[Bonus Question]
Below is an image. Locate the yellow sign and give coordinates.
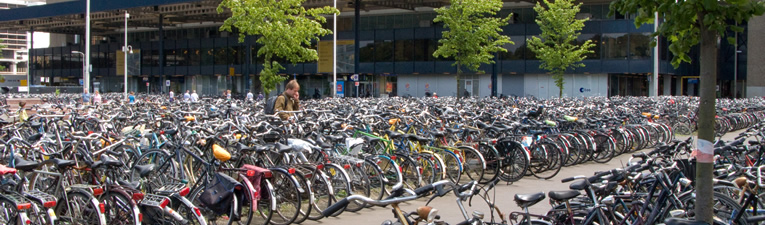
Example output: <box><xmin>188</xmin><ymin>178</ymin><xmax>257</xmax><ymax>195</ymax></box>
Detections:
<box><xmin>20</xmin><ymin>80</ymin><xmax>27</xmax><ymax>86</ymax></box>
<box><xmin>318</xmin><ymin>40</ymin><xmax>354</xmax><ymax>73</ymax></box>
<box><xmin>229</xmin><ymin>67</ymin><xmax>235</xmax><ymax>76</ymax></box>
<box><xmin>116</xmin><ymin>50</ymin><xmax>141</xmax><ymax>76</ymax></box>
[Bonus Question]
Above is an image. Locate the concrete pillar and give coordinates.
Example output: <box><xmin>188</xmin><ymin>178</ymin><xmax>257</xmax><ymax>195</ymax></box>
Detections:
<box><xmin>676</xmin><ymin>78</ymin><xmax>683</xmax><ymax>95</ymax></box>
<box><xmin>10</xmin><ymin>63</ymin><xmax>17</xmax><ymax>74</ymax></box>
<box><xmin>663</xmin><ymin>75</ymin><xmax>671</xmax><ymax>95</ymax></box>
<box><xmin>747</xmin><ymin>15</ymin><xmax>765</xmax><ymax>98</ymax></box>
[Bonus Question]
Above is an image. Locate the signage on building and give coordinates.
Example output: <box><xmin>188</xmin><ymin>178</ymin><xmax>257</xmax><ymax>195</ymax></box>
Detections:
<box><xmin>337</xmin><ymin>81</ymin><xmax>345</xmax><ymax>97</ymax></box>
<box><xmin>116</xmin><ymin>50</ymin><xmax>141</xmax><ymax>76</ymax></box>
<box><xmin>579</xmin><ymin>87</ymin><xmax>591</xmax><ymax>93</ymax></box>
<box><xmin>386</xmin><ymin>83</ymin><xmax>393</xmax><ymax>93</ymax></box>
<box><xmin>351</xmin><ymin>74</ymin><xmax>359</xmax><ymax>81</ymax></box>
<box><xmin>355</xmin><ymin>82</ymin><xmax>359</xmax><ymax>86</ymax></box>
<box><xmin>166</xmin><ymin>80</ymin><xmax>171</xmax><ymax>86</ymax></box>
<box><xmin>317</xmin><ymin>40</ymin><xmax>355</xmax><ymax>73</ymax></box>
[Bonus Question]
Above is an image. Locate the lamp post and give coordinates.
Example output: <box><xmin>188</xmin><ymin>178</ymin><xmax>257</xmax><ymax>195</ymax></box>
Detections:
<box><xmin>123</xmin><ymin>11</ymin><xmax>131</xmax><ymax>101</ymax></box>
<box><xmin>72</xmin><ymin>51</ymin><xmax>85</xmax><ymax>90</ymax></box>
<box><xmin>733</xmin><ymin>22</ymin><xmax>741</xmax><ymax>98</ymax></box>
<box><xmin>332</xmin><ymin>0</ymin><xmax>337</xmax><ymax>97</ymax></box>
<box><xmin>84</xmin><ymin>0</ymin><xmax>90</xmax><ymax>93</ymax></box>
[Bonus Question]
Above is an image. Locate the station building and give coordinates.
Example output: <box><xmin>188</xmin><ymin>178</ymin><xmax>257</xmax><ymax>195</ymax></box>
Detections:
<box><xmin>0</xmin><ymin>0</ymin><xmax>758</xmax><ymax>98</ymax></box>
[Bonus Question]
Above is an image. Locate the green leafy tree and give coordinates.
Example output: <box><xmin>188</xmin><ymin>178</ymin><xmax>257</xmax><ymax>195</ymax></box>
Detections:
<box><xmin>218</xmin><ymin>0</ymin><xmax>339</xmax><ymax>95</ymax></box>
<box><xmin>610</xmin><ymin>0</ymin><xmax>764</xmax><ymax>223</ymax></box>
<box><xmin>433</xmin><ymin>0</ymin><xmax>512</xmax><ymax>97</ymax></box>
<box><xmin>527</xmin><ymin>0</ymin><xmax>595</xmax><ymax>98</ymax></box>
<box><xmin>0</xmin><ymin>41</ymin><xmax>5</xmax><ymax>71</ymax></box>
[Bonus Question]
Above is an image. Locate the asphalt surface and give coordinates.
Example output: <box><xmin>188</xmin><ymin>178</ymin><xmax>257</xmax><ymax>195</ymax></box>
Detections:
<box><xmin>305</xmin><ymin>131</ymin><xmax>743</xmax><ymax>225</ymax></box>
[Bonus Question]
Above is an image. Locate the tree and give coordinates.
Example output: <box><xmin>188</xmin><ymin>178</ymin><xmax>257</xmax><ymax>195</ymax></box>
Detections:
<box><xmin>218</xmin><ymin>0</ymin><xmax>339</xmax><ymax>95</ymax></box>
<box><xmin>610</xmin><ymin>0</ymin><xmax>764</xmax><ymax>223</ymax></box>
<box><xmin>432</xmin><ymin>0</ymin><xmax>512</xmax><ymax>97</ymax></box>
<box><xmin>0</xmin><ymin>41</ymin><xmax>5</xmax><ymax>71</ymax></box>
<box><xmin>527</xmin><ymin>0</ymin><xmax>595</xmax><ymax>98</ymax></box>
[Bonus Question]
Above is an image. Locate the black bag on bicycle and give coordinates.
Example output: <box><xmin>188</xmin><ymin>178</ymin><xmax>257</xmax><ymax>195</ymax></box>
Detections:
<box><xmin>199</xmin><ymin>172</ymin><xmax>241</xmax><ymax>216</ymax></box>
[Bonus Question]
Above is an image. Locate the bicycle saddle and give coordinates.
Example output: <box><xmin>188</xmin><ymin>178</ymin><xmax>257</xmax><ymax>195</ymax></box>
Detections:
<box><xmin>14</xmin><ymin>158</ymin><xmax>41</xmax><ymax>172</ymax></box>
<box><xmin>133</xmin><ymin>164</ymin><xmax>157</xmax><ymax>178</ymax></box>
<box><xmin>94</xmin><ymin>156</ymin><xmax>125</xmax><ymax>168</ymax></box>
<box><xmin>514</xmin><ymin>192</ymin><xmax>545</xmax><ymax>208</ymax></box>
<box><xmin>360</xmin><ymin>135</ymin><xmax>380</xmax><ymax>144</ymax></box>
<box><xmin>385</xmin><ymin>130</ymin><xmax>403</xmax><ymax>139</ymax></box>
<box><xmin>48</xmin><ymin>158</ymin><xmax>75</xmax><ymax>170</ymax></box>
<box><xmin>663</xmin><ymin>218</ymin><xmax>709</xmax><ymax>225</ymax></box>
<box><xmin>26</xmin><ymin>133</ymin><xmax>43</xmax><ymax>142</ymax></box>
<box><xmin>0</xmin><ymin>165</ymin><xmax>17</xmax><ymax>175</ymax></box>
<box><xmin>117</xmin><ymin>180</ymin><xmax>140</xmax><ymax>190</ymax></box>
<box><xmin>548</xmin><ymin>190</ymin><xmax>580</xmax><ymax>201</ymax></box>
<box><xmin>326</xmin><ymin>135</ymin><xmax>344</xmax><ymax>143</ymax></box>
<box><xmin>569</xmin><ymin>179</ymin><xmax>587</xmax><ymax>190</ymax></box>
<box><xmin>445</xmin><ymin>128</ymin><xmax>461</xmax><ymax>134</ymax></box>
<box><xmin>237</xmin><ymin>143</ymin><xmax>254</xmax><ymax>152</ymax></box>
<box><xmin>313</xmin><ymin>138</ymin><xmax>332</xmax><ymax>149</ymax></box>
<box><xmin>163</xmin><ymin>129</ymin><xmax>178</xmax><ymax>135</ymax></box>
<box><xmin>431</xmin><ymin>131</ymin><xmax>446</xmax><ymax>137</ymax></box>
<box><xmin>275</xmin><ymin>143</ymin><xmax>293</xmax><ymax>153</ymax></box>
<box><xmin>255</xmin><ymin>144</ymin><xmax>273</xmax><ymax>152</ymax></box>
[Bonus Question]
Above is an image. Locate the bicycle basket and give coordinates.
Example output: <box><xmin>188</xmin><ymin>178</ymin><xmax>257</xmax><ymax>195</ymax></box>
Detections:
<box><xmin>199</xmin><ymin>172</ymin><xmax>240</xmax><ymax>215</ymax></box>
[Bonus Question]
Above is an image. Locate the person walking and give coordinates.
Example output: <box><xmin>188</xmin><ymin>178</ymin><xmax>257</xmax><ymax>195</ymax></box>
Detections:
<box><xmin>128</xmin><ymin>92</ymin><xmax>136</xmax><ymax>104</ymax></box>
<box><xmin>246</xmin><ymin>91</ymin><xmax>254</xmax><ymax>102</ymax></box>
<box><xmin>183</xmin><ymin>90</ymin><xmax>191</xmax><ymax>102</ymax></box>
<box><xmin>274</xmin><ymin>80</ymin><xmax>300</xmax><ymax>121</ymax></box>
<box><xmin>82</xmin><ymin>89</ymin><xmax>91</xmax><ymax>105</ymax></box>
<box><xmin>93</xmin><ymin>90</ymin><xmax>102</xmax><ymax>105</ymax></box>
<box><xmin>257</xmin><ymin>92</ymin><xmax>264</xmax><ymax>101</ymax></box>
<box><xmin>169</xmin><ymin>90</ymin><xmax>175</xmax><ymax>102</ymax></box>
<box><xmin>191</xmin><ymin>90</ymin><xmax>199</xmax><ymax>102</ymax></box>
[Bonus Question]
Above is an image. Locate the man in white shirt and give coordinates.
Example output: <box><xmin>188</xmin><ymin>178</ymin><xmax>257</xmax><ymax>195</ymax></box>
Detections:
<box><xmin>191</xmin><ymin>90</ymin><xmax>199</xmax><ymax>102</ymax></box>
<box><xmin>169</xmin><ymin>90</ymin><xmax>175</xmax><ymax>102</ymax></box>
<box><xmin>183</xmin><ymin>90</ymin><xmax>191</xmax><ymax>102</ymax></box>
<box><xmin>246</xmin><ymin>91</ymin><xmax>254</xmax><ymax>102</ymax></box>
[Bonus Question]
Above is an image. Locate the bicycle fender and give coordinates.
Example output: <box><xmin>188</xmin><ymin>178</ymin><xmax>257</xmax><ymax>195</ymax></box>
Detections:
<box><xmin>173</xmin><ymin>194</ymin><xmax>208</xmax><ymax>225</ymax></box>
<box><xmin>325</xmin><ymin>163</ymin><xmax>353</xmax><ymax>192</ymax></box>
<box><xmin>269</xmin><ymin>167</ymin><xmax>304</xmax><ymax>192</ymax></box>
<box><xmin>459</xmin><ymin>146</ymin><xmax>487</xmax><ymax>170</ymax></box>
<box><xmin>263</xmin><ymin>179</ymin><xmax>277</xmax><ymax>211</ymax></box>
<box><xmin>238</xmin><ymin>172</ymin><xmax>259</xmax><ymax>213</ymax></box>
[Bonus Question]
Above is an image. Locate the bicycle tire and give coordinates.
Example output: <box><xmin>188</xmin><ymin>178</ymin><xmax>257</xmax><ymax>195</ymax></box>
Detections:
<box><xmin>307</xmin><ymin>170</ymin><xmax>333</xmax><ymax>221</ymax></box>
<box><xmin>592</xmin><ymin>134</ymin><xmax>616</xmax><ymax>163</ymax></box>
<box><xmin>129</xmin><ymin>149</ymin><xmax>178</xmax><ymax>192</ymax></box>
<box><xmin>56</xmin><ymin>191</ymin><xmax>104</xmax><ymax>225</ymax></box>
<box><xmin>498</xmin><ymin>142</ymin><xmax>529</xmax><ymax>183</ymax></box>
<box><xmin>457</xmin><ymin>146</ymin><xmax>486</xmax><ymax>184</ymax></box>
<box><xmin>343</xmin><ymin>162</ymin><xmax>372</xmax><ymax>212</ymax></box>
<box><xmin>530</xmin><ymin>142</ymin><xmax>563</xmax><ymax>180</ymax></box>
<box><xmin>321</xmin><ymin>163</ymin><xmax>352</xmax><ymax>217</ymax></box>
<box><xmin>0</xmin><ymin>197</ymin><xmax>21</xmax><ymax>225</ymax></box>
<box><xmin>439</xmin><ymin>150</ymin><xmax>462</xmax><ymax>184</ymax></box>
<box><xmin>100</xmin><ymin>190</ymin><xmax>137</xmax><ymax>225</ymax></box>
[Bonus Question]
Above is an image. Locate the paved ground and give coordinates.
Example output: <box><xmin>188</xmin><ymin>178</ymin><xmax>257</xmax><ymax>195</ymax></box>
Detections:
<box><xmin>306</xmin><ymin>132</ymin><xmax>743</xmax><ymax>225</ymax></box>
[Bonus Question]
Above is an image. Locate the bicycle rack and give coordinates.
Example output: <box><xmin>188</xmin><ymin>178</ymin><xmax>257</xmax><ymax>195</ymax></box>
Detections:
<box><xmin>24</xmin><ymin>190</ymin><xmax>57</xmax><ymax>207</ymax></box>
<box><xmin>0</xmin><ymin>191</ymin><xmax>31</xmax><ymax>210</ymax></box>
<box><xmin>68</xmin><ymin>184</ymin><xmax>102</xmax><ymax>195</ymax></box>
<box><xmin>155</xmin><ymin>183</ymin><xmax>187</xmax><ymax>196</ymax></box>
<box><xmin>139</xmin><ymin>194</ymin><xmax>171</xmax><ymax>209</ymax></box>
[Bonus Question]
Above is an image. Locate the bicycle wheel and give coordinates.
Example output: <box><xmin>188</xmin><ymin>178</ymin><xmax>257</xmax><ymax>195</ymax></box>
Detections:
<box><xmin>130</xmin><ymin>149</ymin><xmax>178</xmax><ymax>192</ymax></box>
<box><xmin>592</xmin><ymin>135</ymin><xmax>616</xmax><ymax>163</ymax></box>
<box><xmin>361</xmin><ymin>159</ymin><xmax>385</xmax><ymax>201</ymax></box>
<box><xmin>289</xmin><ymin>169</ymin><xmax>311</xmax><ymax>224</ymax></box>
<box><xmin>373</xmin><ymin>155</ymin><xmax>402</xmax><ymax>198</ymax></box>
<box><xmin>477</xmin><ymin>143</ymin><xmax>501</xmax><ymax>184</ymax></box>
<box><xmin>344</xmin><ymin>163</ymin><xmax>372</xmax><ymax>212</ymax></box>
<box><xmin>415</xmin><ymin>153</ymin><xmax>439</xmax><ymax>186</ymax></box>
<box><xmin>530</xmin><ymin>142</ymin><xmax>563</xmax><ymax>180</ymax></box>
<box><xmin>498</xmin><ymin>143</ymin><xmax>529</xmax><ymax>183</ymax></box>
<box><xmin>175</xmin><ymin>199</ymin><xmax>206</xmax><ymax>225</ymax></box>
<box><xmin>321</xmin><ymin>164</ymin><xmax>351</xmax><ymax>217</ymax></box>
<box><xmin>267</xmin><ymin>169</ymin><xmax>302</xmax><ymax>225</ymax></box>
<box><xmin>0</xmin><ymin>197</ymin><xmax>21</xmax><ymax>224</ymax></box>
<box><xmin>439</xmin><ymin>150</ymin><xmax>462</xmax><ymax>184</ymax></box>
<box><xmin>668</xmin><ymin>192</ymin><xmax>747</xmax><ymax>225</ymax></box>
<box><xmin>457</xmin><ymin>146</ymin><xmax>485</xmax><ymax>184</ymax></box>
<box><xmin>56</xmin><ymin>191</ymin><xmax>103</xmax><ymax>225</ymax></box>
<box><xmin>395</xmin><ymin>154</ymin><xmax>422</xmax><ymax>190</ymax></box>
<box><xmin>100</xmin><ymin>191</ymin><xmax>137</xmax><ymax>225</ymax></box>
<box><xmin>307</xmin><ymin>170</ymin><xmax>333</xmax><ymax>221</ymax></box>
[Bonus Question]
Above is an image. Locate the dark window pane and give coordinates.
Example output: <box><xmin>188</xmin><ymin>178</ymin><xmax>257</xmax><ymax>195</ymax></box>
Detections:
<box><xmin>164</xmin><ymin>49</ymin><xmax>177</xmax><ymax>66</ymax></box>
<box><xmin>189</xmin><ymin>48</ymin><xmax>200</xmax><ymax>66</ymax></box>
<box><xmin>578</xmin><ymin>34</ymin><xmax>601</xmax><ymax>59</ymax></box>
<box><xmin>375</xmin><ymin>40</ymin><xmax>393</xmax><ymax>62</ymax></box>
<box><xmin>629</xmin><ymin>33</ymin><xmax>652</xmax><ymax>59</ymax></box>
<box><xmin>603</xmin><ymin>33</ymin><xmax>628</xmax><ymax>59</ymax></box>
<box><xmin>413</xmin><ymin>39</ymin><xmax>430</xmax><ymax>61</ymax></box>
<box><xmin>394</xmin><ymin>40</ymin><xmax>413</xmax><ymax>62</ymax></box>
<box><xmin>202</xmin><ymin>48</ymin><xmax>214</xmax><ymax>65</ymax></box>
<box><xmin>359</xmin><ymin>40</ymin><xmax>375</xmax><ymax>62</ymax></box>
<box><xmin>215</xmin><ymin>47</ymin><xmax>227</xmax><ymax>65</ymax></box>
<box><xmin>501</xmin><ymin>36</ymin><xmax>525</xmax><ymax>60</ymax></box>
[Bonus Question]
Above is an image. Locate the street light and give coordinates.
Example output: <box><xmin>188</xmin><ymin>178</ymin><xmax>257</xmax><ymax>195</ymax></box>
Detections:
<box><xmin>333</xmin><ymin>0</ymin><xmax>337</xmax><ymax>97</ymax></box>
<box><xmin>72</xmin><ymin>51</ymin><xmax>85</xmax><ymax>91</ymax></box>
<box><xmin>123</xmin><ymin>11</ymin><xmax>131</xmax><ymax>101</ymax></box>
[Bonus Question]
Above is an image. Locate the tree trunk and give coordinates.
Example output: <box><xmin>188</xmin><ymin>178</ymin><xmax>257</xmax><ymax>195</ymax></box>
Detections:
<box><xmin>694</xmin><ymin>13</ymin><xmax>717</xmax><ymax>224</ymax></box>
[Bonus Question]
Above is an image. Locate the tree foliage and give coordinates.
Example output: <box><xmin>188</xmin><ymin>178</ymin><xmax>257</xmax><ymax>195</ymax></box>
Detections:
<box><xmin>0</xmin><ymin>41</ymin><xmax>5</xmax><ymax>71</ymax></box>
<box><xmin>218</xmin><ymin>0</ymin><xmax>339</xmax><ymax>94</ymax></box>
<box><xmin>611</xmin><ymin>0</ymin><xmax>764</xmax><ymax>68</ymax></box>
<box><xmin>433</xmin><ymin>0</ymin><xmax>512</xmax><ymax>96</ymax></box>
<box><xmin>527</xmin><ymin>0</ymin><xmax>594</xmax><ymax>98</ymax></box>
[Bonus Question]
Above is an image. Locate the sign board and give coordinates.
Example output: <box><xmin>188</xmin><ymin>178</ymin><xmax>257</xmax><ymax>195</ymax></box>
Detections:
<box><xmin>165</xmin><ymin>80</ymin><xmax>171</xmax><ymax>86</ymax></box>
<box><xmin>317</xmin><ymin>40</ymin><xmax>355</xmax><ymax>73</ymax></box>
<box><xmin>79</xmin><ymin>79</ymin><xmax>84</xmax><ymax>85</ymax></box>
<box><xmin>116</xmin><ymin>50</ymin><xmax>141</xmax><ymax>76</ymax></box>
<box><xmin>146</xmin><ymin>82</ymin><xmax>150</xmax><ymax>87</ymax></box>
<box><xmin>386</xmin><ymin>83</ymin><xmax>393</xmax><ymax>93</ymax></box>
<box><xmin>688</xmin><ymin>78</ymin><xmax>699</xmax><ymax>84</ymax></box>
<box><xmin>229</xmin><ymin>67</ymin><xmax>235</xmax><ymax>76</ymax></box>
<box><xmin>143</xmin><ymin>77</ymin><xmax>149</xmax><ymax>81</ymax></box>
<box><xmin>336</xmin><ymin>81</ymin><xmax>345</xmax><ymax>97</ymax></box>
<box><xmin>351</xmin><ymin>74</ymin><xmax>359</xmax><ymax>81</ymax></box>
<box><xmin>355</xmin><ymin>81</ymin><xmax>359</xmax><ymax>86</ymax></box>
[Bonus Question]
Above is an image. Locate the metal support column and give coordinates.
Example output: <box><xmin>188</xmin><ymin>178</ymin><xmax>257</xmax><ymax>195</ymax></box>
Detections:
<box><xmin>158</xmin><ymin>14</ymin><xmax>165</xmax><ymax>94</ymax></box>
